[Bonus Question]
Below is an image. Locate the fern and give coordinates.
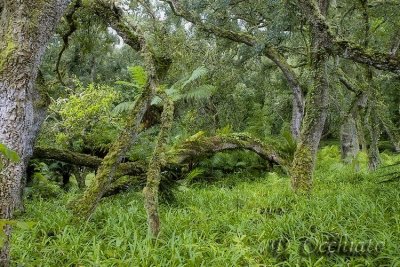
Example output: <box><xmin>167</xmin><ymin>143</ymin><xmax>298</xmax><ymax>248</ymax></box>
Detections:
<box><xmin>184</xmin><ymin>85</ymin><xmax>217</xmax><ymax>101</ymax></box>
<box><xmin>153</xmin><ymin>66</ymin><xmax>215</xmax><ymax>104</ymax></box>
<box><xmin>128</xmin><ymin>66</ymin><xmax>147</xmax><ymax>88</ymax></box>
<box><xmin>183</xmin><ymin>167</ymin><xmax>206</xmax><ymax>185</ymax></box>
<box><xmin>114</xmin><ymin>81</ymin><xmax>141</xmax><ymax>89</ymax></box>
<box><xmin>112</xmin><ymin>101</ymin><xmax>135</xmax><ymax>114</ymax></box>
<box><xmin>181</xmin><ymin>66</ymin><xmax>208</xmax><ymax>88</ymax></box>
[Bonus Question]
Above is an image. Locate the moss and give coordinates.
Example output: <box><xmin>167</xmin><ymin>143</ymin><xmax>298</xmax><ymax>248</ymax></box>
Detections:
<box><xmin>290</xmin><ymin>144</ymin><xmax>314</xmax><ymax>193</ymax></box>
<box><xmin>0</xmin><ymin>32</ymin><xmax>16</xmax><ymax>73</ymax></box>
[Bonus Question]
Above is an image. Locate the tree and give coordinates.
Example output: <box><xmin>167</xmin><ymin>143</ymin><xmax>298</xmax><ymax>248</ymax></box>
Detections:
<box><xmin>0</xmin><ymin>1</ymin><xmax>70</xmax><ymax>264</ymax></box>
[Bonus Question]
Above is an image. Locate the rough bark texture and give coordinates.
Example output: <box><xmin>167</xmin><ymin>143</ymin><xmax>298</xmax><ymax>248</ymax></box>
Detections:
<box><xmin>291</xmin><ymin>0</ymin><xmax>330</xmax><ymax>192</ymax></box>
<box><xmin>263</xmin><ymin>48</ymin><xmax>305</xmax><ymax>140</ymax></box>
<box><xmin>32</xmin><ymin>132</ymin><xmax>285</xmax><ymax>178</ymax></box>
<box><xmin>0</xmin><ymin>1</ymin><xmax>70</xmax><ymax>265</ymax></box>
<box><xmin>360</xmin><ymin>1</ymin><xmax>381</xmax><ymax>171</ymax></box>
<box><xmin>366</xmin><ymin>102</ymin><xmax>381</xmax><ymax>171</ymax></box>
<box><xmin>340</xmin><ymin>116</ymin><xmax>359</xmax><ymax>164</ymax></box>
<box><xmin>70</xmin><ymin>1</ymin><xmax>167</xmax><ymax>220</ymax></box>
<box><xmin>143</xmin><ymin>94</ymin><xmax>174</xmax><ymax>237</ymax></box>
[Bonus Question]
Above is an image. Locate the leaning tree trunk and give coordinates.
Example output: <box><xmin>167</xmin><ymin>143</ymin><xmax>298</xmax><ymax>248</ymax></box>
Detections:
<box><xmin>71</xmin><ymin>66</ymin><xmax>156</xmax><ymax>219</ymax></box>
<box><xmin>290</xmin><ymin>0</ymin><xmax>330</xmax><ymax>192</ymax></box>
<box><xmin>143</xmin><ymin>94</ymin><xmax>174</xmax><ymax>237</ymax></box>
<box><xmin>0</xmin><ymin>1</ymin><xmax>70</xmax><ymax>265</ymax></box>
<box><xmin>263</xmin><ymin>48</ymin><xmax>305</xmax><ymax>140</ymax></box>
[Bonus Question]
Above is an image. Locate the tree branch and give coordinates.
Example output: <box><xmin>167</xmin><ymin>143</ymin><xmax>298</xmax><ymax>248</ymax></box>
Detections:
<box><xmin>296</xmin><ymin>0</ymin><xmax>400</xmax><ymax>74</ymax></box>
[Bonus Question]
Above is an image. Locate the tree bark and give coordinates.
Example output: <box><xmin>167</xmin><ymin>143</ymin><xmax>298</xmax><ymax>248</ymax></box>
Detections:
<box><xmin>70</xmin><ymin>1</ymin><xmax>167</xmax><ymax>220</ymax></box>
<box><xmin>296</xmin><ymin>0</ymin><xmax>400</xmax><ymax>74</ymax></box>
<box><xmin>143</xmin><ymin>94</ymin><xmax>174</xmax><ymax>237</ymax></box>
<box><xmin>340</xmin><ymin>115</ymin><xmax>359</xmax><ymax>164</ymax></box>
<box><xmin>290</xmin><ymin>0</ymin><xmax>330</xmax><ymax>192</ymax></box>
<box><xmin>0</xmin><ymin>1</ymin><xmax>70</xmax><ymax>265</ymax></box>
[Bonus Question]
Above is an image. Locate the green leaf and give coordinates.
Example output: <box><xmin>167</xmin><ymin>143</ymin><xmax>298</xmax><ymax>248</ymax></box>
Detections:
<box><xmin>0</xmin><ymin>143</ymin><xmax>20</xmax><ymax>162</ymax></box>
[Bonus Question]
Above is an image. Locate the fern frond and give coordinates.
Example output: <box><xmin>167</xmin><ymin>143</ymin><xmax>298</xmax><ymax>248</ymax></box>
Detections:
<box><xmin>184</xmin><ymin>85</ymin><xmax>216</xmax><ymax>101</ymax></box>
<box><xmin>128</xmin><ymin>66</ymin><xmax>148</xmax><ymax>88</ymax></box>
<box><xmin>112</xmin><ymin>101</ymin><xmax>135</xmax><ymax>114</ymax></box>
<box><xmin>181</xmin><ymin>66</ymin><xmax>208</xmax><ymax>89</ymax></box>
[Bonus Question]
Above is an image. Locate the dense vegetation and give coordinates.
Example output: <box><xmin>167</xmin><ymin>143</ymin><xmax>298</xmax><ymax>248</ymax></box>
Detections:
<box><xmin>0</xmin><ymin>0</ymin><xmax>399</xmax><ymax>266</ymax></box>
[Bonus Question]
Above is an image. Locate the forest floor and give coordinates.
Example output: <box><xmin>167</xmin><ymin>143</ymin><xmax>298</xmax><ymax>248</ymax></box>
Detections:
<box><xmin>11</xmin><ymin>146</ymin><xmax>400</xmax><ymax>266</ymax></box>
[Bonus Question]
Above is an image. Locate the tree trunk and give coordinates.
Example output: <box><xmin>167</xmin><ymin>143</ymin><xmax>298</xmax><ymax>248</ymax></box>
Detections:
<box><xmin>340</xmin><ymin>115</ymin><xmax>359</xmax><ymax>164</ymax></box>
<box><xmin>0</xmin><ymin>1</ymin><xmax>70</xmax><ymax>265</ymax></box>
<box><xmin>263</xmin><ymin>48</ymin><xmax>305</xmax><ymax>140</ymax></box>
<box><xmin>290</xmin><ymin>0</ymin><xmax>330</xmax><ymax>192</ymax></box>
<box><xmin>143</xmin><ymin>94</ymin><xmax>174</xmax><ymax>237</ymax></box>
<box><xmin>366</xmin><ymin>103</ymin><xmax>381</xmax><ymax>171</ymax></box>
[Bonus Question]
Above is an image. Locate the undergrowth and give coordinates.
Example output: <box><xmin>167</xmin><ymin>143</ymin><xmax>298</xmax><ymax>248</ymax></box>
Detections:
<box><xmin>10</xmin><ymin>146</ymin><xmax>400</xmax><ymax>266</ymax></box>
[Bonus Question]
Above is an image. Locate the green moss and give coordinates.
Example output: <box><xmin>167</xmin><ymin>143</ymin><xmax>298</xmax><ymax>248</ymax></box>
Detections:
<box><xmin>0</xmin><ymin>32</ymin><xmax>16</xmax><ymax>73</ymax></box>
<box><xmin>290</xmin><ymin>143</ymin><xmax>314</xmax><ymax>193</ymax></box>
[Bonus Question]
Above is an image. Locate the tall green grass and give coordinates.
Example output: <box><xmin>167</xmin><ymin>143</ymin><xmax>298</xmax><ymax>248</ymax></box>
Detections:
<box><xmin>11</xmin><ymin>146</ymin><xmax>400</xmax><ymax>266</ymax></box>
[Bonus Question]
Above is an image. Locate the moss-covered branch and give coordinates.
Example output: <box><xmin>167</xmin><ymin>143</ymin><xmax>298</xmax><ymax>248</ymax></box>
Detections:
<box><xmin>296</xmin><ymin>0</ymin><xmax>400</xmax><ymax>74</ymax></box>
<box><xmin>170</xmin><ymin>132</ymin><xmax>285</xmax><ymax>167</ymax></box>
<box><xmin>32</xmin><ymin>147</ymin><xmax>145</xmax><ymax>177</ymax></box>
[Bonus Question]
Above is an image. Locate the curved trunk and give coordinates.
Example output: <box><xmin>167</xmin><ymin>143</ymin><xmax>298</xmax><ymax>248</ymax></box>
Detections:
<box><xmin>263</xmin><ymin>48</ymin><xmax>305</xmax><ymax>140</ymax></box>
<box><xmin>0</xmin><ymin>1</ymin><xmax>70</xmax><ymax>265</ymax></box>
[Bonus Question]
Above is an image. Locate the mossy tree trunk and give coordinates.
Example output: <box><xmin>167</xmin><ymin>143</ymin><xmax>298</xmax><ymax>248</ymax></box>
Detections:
<box><xmin>290</xmin><ymin>0</ymin><xmax>330</xmax><ymax>193</ymax></box>
<box><xmin>360</xmin><ymin>0</ymin><xmax>381</xmax><ymax>171</ymax></box>
<box><xmin>263</xmin><ymin>48</ymin><xmax>305</xmax><ymax>140</ymax></box>
<box><xmin>143</xmin><ymin>94</ymin><xmax>174</xmax><ymax>237</ymax></box>
<box><xmin>0</xmin><ymin>1</ymin><xmax>70</xmax><ymax>265</ymax></box>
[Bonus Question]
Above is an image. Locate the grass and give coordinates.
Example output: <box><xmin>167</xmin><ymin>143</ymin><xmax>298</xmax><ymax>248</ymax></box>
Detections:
<box><xmin>10</xmin><ymin>146</ymin><xmax>400</xmax><ymax>266</ymax></box>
